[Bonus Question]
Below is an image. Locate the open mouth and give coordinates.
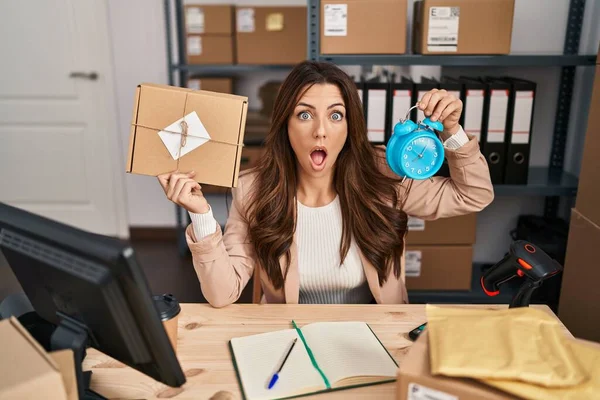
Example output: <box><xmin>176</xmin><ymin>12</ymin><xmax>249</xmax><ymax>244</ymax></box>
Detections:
<box><xmin>309</xmin><ymin>146</ymin><xmax>328</xmax><ymax>170</ymax></box>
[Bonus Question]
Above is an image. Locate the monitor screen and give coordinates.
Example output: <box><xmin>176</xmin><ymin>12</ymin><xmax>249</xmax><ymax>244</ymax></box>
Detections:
<box><xmin>0</xmin><ymin>202</ymin><xmax>186</xmax><ymax>393</ymax></box>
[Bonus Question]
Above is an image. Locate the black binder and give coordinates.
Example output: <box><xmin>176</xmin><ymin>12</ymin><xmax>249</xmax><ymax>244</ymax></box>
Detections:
<box><xmin>457</xmin><ymin>76</ymin><xmax>486</xmax><ymax>152</ymax></box>
<box><xmin>432</xmin><ymin>76</ymin><xmax>467</xmax><ymax>178</ymax></box>
<box><xmin>440</xmin><ymin>76</ymin><xmax>466</xmax><ymax>127</ymax></box>
<box><xmin>462</xmin><ymin>76</ymin><xmax>509</xmax><ymax>184</ymax></box>
<box><xmin>388</xmin><ymin>75</ymin><xmax>414</xmax><ymax>136</ymax></box>
<box><xmin>500</xmin><ymin>77</ymin><xmax>537</xmax><ymax>185</ymax></box>
<box><xmin>363</xmin><ymin>76</ymin><xmax>391</xmax><ymax>145</ymax></box>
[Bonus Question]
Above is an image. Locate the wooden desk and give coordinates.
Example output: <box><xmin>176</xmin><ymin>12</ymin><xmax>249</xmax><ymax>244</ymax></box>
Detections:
<box><xmin>83</xmin><ymin>304</ymin><xmax>564</xmax><ymax>399</ymax></box>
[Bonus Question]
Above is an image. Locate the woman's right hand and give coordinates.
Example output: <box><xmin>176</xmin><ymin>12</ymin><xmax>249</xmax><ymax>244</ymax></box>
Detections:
<box><xmin>157</xmin><ymin>171</ymin><xmax>210</xmax><ymax>214</ymax></box>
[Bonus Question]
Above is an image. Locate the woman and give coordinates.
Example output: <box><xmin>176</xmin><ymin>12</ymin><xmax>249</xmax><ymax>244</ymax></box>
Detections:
<box><xmin>158</xmin><ymin>61</ymin><xmax>493</xmax><ymax>307</ymax></box>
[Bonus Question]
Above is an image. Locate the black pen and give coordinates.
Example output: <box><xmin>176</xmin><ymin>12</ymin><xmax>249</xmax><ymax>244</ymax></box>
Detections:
<box><xmin>268</xmin><ymin>338</ymin><xmax>298</xmax><ymax>389</ymax></box>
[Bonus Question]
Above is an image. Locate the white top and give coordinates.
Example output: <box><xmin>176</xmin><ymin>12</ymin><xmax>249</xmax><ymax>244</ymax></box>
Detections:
<box><xmin>188</xmin><ymin>127</ymin><xmax>470</xmax><ymax>303</ymax></box>
<box><xmin>296</xmin><ymin>195</ymin><xmax>373</xmax><ymax>304</ymax></box>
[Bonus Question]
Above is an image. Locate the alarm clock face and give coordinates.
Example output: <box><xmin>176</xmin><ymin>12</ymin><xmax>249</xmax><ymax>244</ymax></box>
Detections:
<box><xmin>400</xmin><ymin>134</ymin><xmax>444</xmax><ymax>179</ymax></box>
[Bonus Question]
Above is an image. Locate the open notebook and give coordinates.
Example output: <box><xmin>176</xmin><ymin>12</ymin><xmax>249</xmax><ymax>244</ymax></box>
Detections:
<box><xmin>229</xmin><ymin>321</ymin><xmax>398</xmax><ymax>400</ymax></box>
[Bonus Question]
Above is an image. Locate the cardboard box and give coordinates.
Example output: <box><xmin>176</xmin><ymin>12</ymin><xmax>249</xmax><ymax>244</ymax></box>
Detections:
<box><xmin>201</xmin><ymin>145</ymin><xmax>265</xmax><ymax>194</ymax></box>
<box><xmin>185</xmin><ymin>35</ymin><xmax>234</xmax><ymax>64</ymax></box>
<box><xmin>575</xmin><ymin>64</ymin><xmax>600</xmax><ymax>227</ymax></box>
<box><xmin>187</xmin><ymin>77</ymin><xmax>233</xmax><ymax>94</ymax></box>
<box><xmin>184</xmin><ymin>5</ymin><xmax>235</xmax><ymax>64</ymax></box>
<box><xmin>413</xmin><ymin>0</ymin><xmax>514</xmax><ymax>55</ymax></box>
<box><xmin>405</xmin><ymin>245</ymin><xmax>473</xmax><ymax>290</ymax></box>
<box><xmin>406</xmin><ymin>213</ymin><xmax>477</xmax><ymax>245</ymax></box>
<box><xmin>558</xmin><ymin>208</ymin><xmax>600</xmax><ymax>342</ymax></box>
<box><xmin>0</xmin><ymin>317</ymin><xmax>76</xmax><ymax>400</ymax></box>
<box><xmin>184</xmin><ymin>5</ymin><xmax>234</xmax><ymax>35</ymax></box>
<box><xmin>235</xmin><ymin>6</ymin><xmax>306</xmax><ymax>64</ymax></box>
<box><xmin>320</xmin><ymin>0</ymin><xmax>407</xmax><ymax>55</ymax></box>
<box><xmin>397</xmin><ymin>331</ymin><xmax>518</xmax><ymax>400</ymax></box>
<box><xmin>126</xmin><ymin>83</ymin><xmax>248</xmax><ymax>188</ymax></box>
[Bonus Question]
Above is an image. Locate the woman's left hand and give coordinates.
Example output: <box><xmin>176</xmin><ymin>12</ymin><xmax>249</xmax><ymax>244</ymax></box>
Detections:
<box><xmin>418</xmin><ymin>89</ymin><xmax>463</xmax><ymax>136</ymax></box>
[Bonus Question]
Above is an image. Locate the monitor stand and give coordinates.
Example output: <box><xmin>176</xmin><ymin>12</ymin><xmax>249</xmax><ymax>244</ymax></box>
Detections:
<box><xmin>50</xmin><ymin>313</ymin><xmax>107</xmax><ymax>400</ymax></box>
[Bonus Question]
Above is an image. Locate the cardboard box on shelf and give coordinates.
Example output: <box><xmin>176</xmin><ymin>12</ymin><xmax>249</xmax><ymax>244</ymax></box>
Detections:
<box><xmin>184</xmin><ymin>5</ymin><xmax>234</xmax><ymax>35</ymax></box>
<box><xmin>406</xmin><ymin>213</ymin><xmax>477</xmax><ymax>245</ymax></box>
<box><xmin>558</xmin><ymin>208</ymin><xmax>600</xmax><ymax>342</ymax></box>
<box><xmin>184</xmin><ymin>5</ymin><xmax>235</xmax><ymax>64</ymax></box>
<box><xmin>201</xmin><ymin>145</ymin><xmax>265</xmax><ymax>194</ymax></box>
<box><xmin>320</xmin><ymin>0</ymin><xmax>407</xmax><ymax>55</ymax></box>
<box><xmin>185</xmin><ymin>35</ymin><xmax>234</xmax><ymax>64</ymax></box>
<box><xmin>413</xmin><ymin>0</ymin><xmax>515</xmax><ymax>55</ymax></box>
<box><xmin>405</xmin><ymin>245</ymin><xmax>473</xmax><ymax>290</ymax></box>
<box><xmin>126</xmin><ymin>83</ymin><xmax>248</xmax><ymax>189</ymax></box>
<box><xmin>0</xmin><ymin>317</ymin><xmax>77</xmax><ymax>400</ymax></box>
<box><xmin>574</xmin><ymin>64</ymin><xmax>600</xmax><ymax>227</ymax></box>
<box><xmin>397</xmin><ymin>331</ymin><xmax>519</xmax><ymax>400</ymax></box>
<box><xmin>235</xmin><ymin>6</ymin><xmax>306</xmax><ymax>65</ymax></box>
<box><xmin>187</xmin><ymin>77</ymin><xmax>233</xmax><ymax>94</ymax></box>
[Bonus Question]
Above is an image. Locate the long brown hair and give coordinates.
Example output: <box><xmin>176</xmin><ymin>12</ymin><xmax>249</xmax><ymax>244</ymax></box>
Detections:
<box><xmin>246</xmin><ymin>61</ymin><xmax>408</xmax><ymax>290</ymax></box>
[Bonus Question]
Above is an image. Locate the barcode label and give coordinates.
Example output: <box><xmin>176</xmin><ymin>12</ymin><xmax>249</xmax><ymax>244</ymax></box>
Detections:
<box><xmin>185</xmin><ymin>7</ymin><xmax>204</xmax><ymax>33</ymax></box>
<box><xmin>408</xmin><ymin>383</ymin><xmax>458</xmax><ymax>400</ymax></box>
<box><xmin>187</xmin><ymin>36</ymin><xmax>202</xmax><ymax>56</ymax></box>
<box><xmin>408</xmin><ymin>216</ymin><xmax>425</xmax><ymax>231</ymax></box>
<box><xmin>237</xmin><ymin>8</ymin><xmax>255</xmax><ymax>33</ymax></box>
<box><xmin>405</xmin><ymin>251</ymin><xmax>422</xmax><ymax>278</ymax></box>
<box><xmin>427</xmin><ymin>7</ymin><xmax>459</xmax><ymax>52</ymax></box>
<box><xmin>324</xmin><ymin>4</ymin><xmax>347</xmax><ymax>36</ymax></box>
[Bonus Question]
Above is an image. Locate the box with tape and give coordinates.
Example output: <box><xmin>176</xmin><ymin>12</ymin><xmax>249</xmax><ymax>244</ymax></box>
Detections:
<box><xmin>125</xmin><ymin>83</ymin><xmax>248</xmax><ymax>188</ymax></box>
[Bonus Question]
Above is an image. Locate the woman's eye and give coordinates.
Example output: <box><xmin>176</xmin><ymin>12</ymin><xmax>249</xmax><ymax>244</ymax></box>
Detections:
<box><xmin>331</xmin><ymin>112</ymin><xmax>343</xmax><ymax>121</ymax></box>
<box><xmin>298</xmin><ymin>111</ymin><xmax>312</xmax><ymax>120</ymax></box>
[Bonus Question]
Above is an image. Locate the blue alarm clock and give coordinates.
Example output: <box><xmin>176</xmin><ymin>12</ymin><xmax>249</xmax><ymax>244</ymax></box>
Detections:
<box><xmin>386</xmin><ymin>104</ymin><xmax>445</xmax><ymax>180</ymax></box>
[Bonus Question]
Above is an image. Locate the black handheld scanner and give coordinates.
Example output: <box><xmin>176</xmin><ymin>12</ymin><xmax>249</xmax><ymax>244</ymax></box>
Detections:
<box><xmin>481</xmin><ymin>240</ymin><xmax>563</xmax><ymax>307</ymax></box>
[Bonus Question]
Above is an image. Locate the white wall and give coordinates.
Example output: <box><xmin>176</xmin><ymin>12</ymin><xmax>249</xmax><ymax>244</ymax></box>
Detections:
<box><xmin>108</xmin><ymin>0</ymin><xmax>600</xmax><ymax>266</ymax></box>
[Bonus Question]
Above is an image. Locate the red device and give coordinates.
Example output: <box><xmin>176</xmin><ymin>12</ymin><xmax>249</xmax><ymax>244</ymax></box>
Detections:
<box><xmin>481</xmin><ymin>240</ymin><xmax>563</xmax><ymax>308</ymax></box>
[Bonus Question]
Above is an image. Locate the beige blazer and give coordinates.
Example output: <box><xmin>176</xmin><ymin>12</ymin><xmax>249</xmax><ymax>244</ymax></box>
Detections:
<box><xmin>186</xmin><ymin>136</ymin><xmax>494</xmax><ymax>307</ymax></box>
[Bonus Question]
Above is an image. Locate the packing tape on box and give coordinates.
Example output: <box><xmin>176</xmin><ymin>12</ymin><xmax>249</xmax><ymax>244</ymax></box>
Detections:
<box><xmin>132</xmin><ymin>120</ymin><xmax>245</xmax><ymax>170</ymax></box>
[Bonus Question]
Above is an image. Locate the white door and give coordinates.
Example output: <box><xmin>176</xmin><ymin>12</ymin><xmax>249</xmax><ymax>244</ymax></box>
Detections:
<box><xmin>0</xmin><ymin>0</ymin><xmax>129</xmax><ymax>237</ymax></box>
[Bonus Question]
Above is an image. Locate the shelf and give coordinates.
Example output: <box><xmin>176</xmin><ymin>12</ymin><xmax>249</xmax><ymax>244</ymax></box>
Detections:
<box><xmin>172</xmin><ymin>64</ymin><xmax>294</xmax><ymax>76</ymax></box>
<box><xmin>315</xmin><ymin>54</ymin><xmax>597</xmax><ymax>67</ymax></box>
<box><xmin>493</xmin><ymin>167</ymin><xmax>578</xmax><ymax>197</ymax></box>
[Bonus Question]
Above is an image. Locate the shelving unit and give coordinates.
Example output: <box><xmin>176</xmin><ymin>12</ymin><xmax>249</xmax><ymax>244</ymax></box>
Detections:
<box><xmin>164</xmin><ymin>0</ymin><xmax>597</xmax><ymax>307</ymax></box>
<box><xmin>306</xmin><ymin>0</ymin><xmax>594</xmax><ymax>307</ymax></box>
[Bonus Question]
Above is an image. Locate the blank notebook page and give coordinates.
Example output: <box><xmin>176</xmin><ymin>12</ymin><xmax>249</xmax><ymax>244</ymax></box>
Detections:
<box><xmin>301</xmin><ymin>321</ymin><xmax>398</xmax><ymax>385</ymax></box>
<box><xmin>230</xmin><ymin>328</ymin><xmax>326</xmax><ymax>400</ymax></box>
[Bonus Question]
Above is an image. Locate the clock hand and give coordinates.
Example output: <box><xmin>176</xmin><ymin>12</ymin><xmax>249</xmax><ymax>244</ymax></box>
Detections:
<box><xmin>412</xmin><ymin>143</ymin><xmax>430</xmax><ymax>162</ymax></box>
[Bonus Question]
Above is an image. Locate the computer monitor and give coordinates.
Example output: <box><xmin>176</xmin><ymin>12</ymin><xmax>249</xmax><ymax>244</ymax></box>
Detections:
<box><xmin>0</xmin><ymin>202</ymin><xmax>186</xmax><ymax>399</ymax></box>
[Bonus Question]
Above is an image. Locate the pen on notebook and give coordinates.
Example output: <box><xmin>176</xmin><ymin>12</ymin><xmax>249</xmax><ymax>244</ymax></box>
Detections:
<box><xmin>268</xmin><ymin>338</ymin><xmax>298</xmax><ymax>390</ymax></box>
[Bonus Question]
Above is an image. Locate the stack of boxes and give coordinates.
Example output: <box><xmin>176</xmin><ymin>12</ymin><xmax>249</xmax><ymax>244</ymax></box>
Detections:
<box><xmin>404</xmin><ymin>214</ymin><xmax>477</xmax><ymax>291</ymax></box>
<box><xmin>184</xmin><ymin>5</ymin><xmax>235</xmax><ymax>64</ymax></box>
<box><xmin>558</xmin><ymin>46</ymin><xmax>600</xmax><ymax>343</ymax></box>
<box><xmin>319</xmin><ymin>0</ymin><xmax>515</xmax><ymax>56</ymax></box>
<box><xmin>183</xmin><ymin>4</ymin><xmax>306</xmax><ymax>65</ymax></box>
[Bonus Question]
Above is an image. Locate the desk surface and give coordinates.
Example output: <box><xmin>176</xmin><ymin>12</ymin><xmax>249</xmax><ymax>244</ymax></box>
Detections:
<box><xmin>83</xmin><ymin>304</ymin><xmax>564</xmax><ymax>400</ymax></box>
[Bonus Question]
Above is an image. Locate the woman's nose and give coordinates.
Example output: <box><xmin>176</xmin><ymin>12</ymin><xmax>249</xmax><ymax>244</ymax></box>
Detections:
<box><xmin>313</xmin><ymin>118</ymin><xmax>326</xmax><ymax>139</ymax></box>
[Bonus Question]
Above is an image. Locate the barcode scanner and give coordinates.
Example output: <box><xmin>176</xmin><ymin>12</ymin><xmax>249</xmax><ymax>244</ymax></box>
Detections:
<box><xmin>481</xmin><ymin>240</ymin><xmax>563</xmax><ymax>308</ymax></box>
